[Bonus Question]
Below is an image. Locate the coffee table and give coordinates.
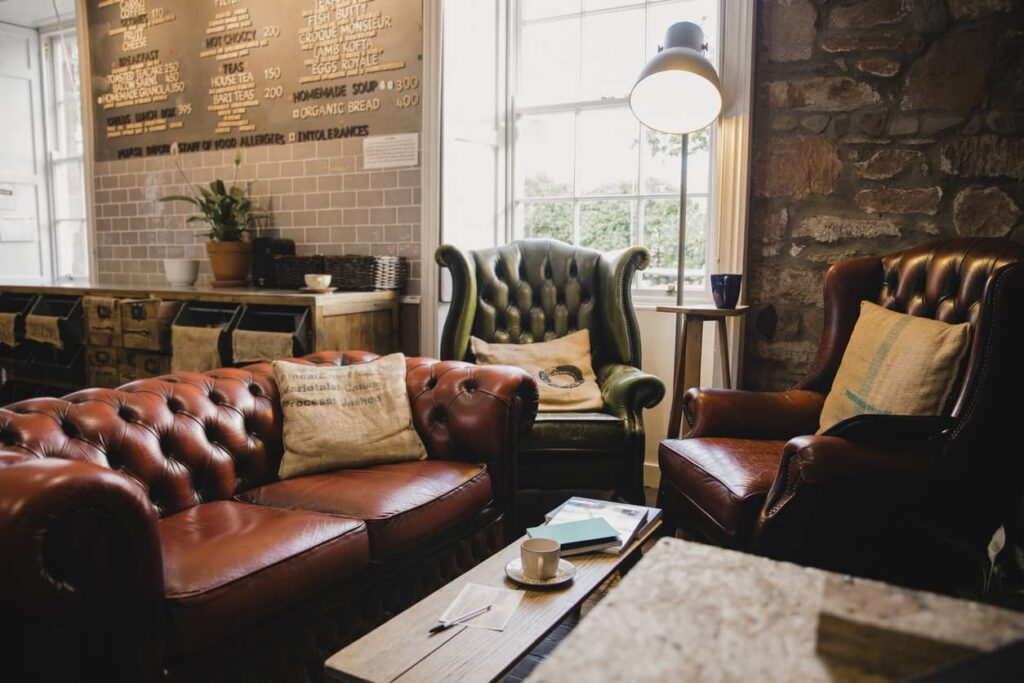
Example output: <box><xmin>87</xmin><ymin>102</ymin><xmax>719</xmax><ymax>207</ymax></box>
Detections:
<box><xmin>325</xmin><ymin>520</ymin><xmax>661</xmax><ymax>682</ymax></box>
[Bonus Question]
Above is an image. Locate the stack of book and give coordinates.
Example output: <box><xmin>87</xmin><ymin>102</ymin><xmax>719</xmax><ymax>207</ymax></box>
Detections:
<box><xmin>527</xmin><ymin>497</ymin><xmax>662</xmax><ymax>557</ymax></box>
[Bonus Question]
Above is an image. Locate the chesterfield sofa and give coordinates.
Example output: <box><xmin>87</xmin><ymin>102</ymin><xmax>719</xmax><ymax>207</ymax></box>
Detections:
<box><xmin>0</xmin><ymin>351</ymin><xmax>538</xmax><ymax>683</ymax></box>
<box><xmin>437</xmin><ymin>238</ymin><xmax>665</xmax><ymax>525</ymax></box>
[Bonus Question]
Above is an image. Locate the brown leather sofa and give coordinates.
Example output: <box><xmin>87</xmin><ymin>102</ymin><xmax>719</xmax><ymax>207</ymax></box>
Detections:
<box><xmin>0</xmin><ymin>351</ymin><xmax>538</xmax><ymax>683</ymax></box>
<box><xmin>658</xmin><ymin>238</ymin><xmax>1024</xmax><ymax>590</ymax></box>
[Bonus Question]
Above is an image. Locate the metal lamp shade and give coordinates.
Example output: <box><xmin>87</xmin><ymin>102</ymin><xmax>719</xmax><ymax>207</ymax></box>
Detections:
<box><xmin>629</xmin><ymin>22</ymin><xmax>723</xmax><ymax>134</ymax></box>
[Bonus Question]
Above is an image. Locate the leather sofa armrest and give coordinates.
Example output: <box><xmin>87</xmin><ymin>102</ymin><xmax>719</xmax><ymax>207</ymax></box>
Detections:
<box><xmin>753</xmin><ymin>430</ymin><xmax>938</xmax><ymax>560</ymax></box>
<box><xmin>0</xmin><ymin>456</ymin><xmax>165</xmax><ymax>680</ymax></box>
<box><xmin>406</xmin><ymin>358</ymin><xmax>539</xmax><ymax>526</ymax></box>
<box><xmin>683</xmin><ymin>388</ymin><xmax>825</xmax><ymax>439</ymax></box>
<box><xmin>598</xmin><ymin>364</ymin><xmax>666</xmax><ymax>420</ymax></box>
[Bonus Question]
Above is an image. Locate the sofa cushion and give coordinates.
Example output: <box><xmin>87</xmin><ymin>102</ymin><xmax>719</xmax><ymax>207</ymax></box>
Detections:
<box><xmin>238</xmin><ymin>460</ymin><xmax>493</xmax><ymax>559</ymax></box>
<box><xmin>159</xmin><ymin>500</ymin><xmax>369</xmax><ymax>655</ymax></box>
<box><xmin>659</xmin><ymin>438</ymin><xmax>785</xmax><ymax>544</ymax></box>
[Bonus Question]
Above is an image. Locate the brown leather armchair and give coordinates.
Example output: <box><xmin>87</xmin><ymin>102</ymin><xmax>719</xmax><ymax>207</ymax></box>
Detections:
<box><xmin>658</xmin><ymin>238</ymin><xmax>1024</xmax><ymax>589</ymax></box>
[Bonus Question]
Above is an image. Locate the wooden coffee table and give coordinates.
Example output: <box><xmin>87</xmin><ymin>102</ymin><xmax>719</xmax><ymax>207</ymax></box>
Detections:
<box><xmin>325</xmin><ymin>520</ymin><xmax>661</xmax><ymax>683</ymax></box>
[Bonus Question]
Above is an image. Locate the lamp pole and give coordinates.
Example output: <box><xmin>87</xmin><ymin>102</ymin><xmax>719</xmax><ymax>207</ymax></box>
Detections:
<box><xmin>629</xmin><ymin>20</ymin><xmax>722</xmax><ymax>438</ymax></box>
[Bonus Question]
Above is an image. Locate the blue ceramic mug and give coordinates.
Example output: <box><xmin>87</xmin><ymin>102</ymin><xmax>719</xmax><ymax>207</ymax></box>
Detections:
<box><xmin>710</xmin><ymin>274</ymin><xmax>742</xmax><ymax>309</ymax></box>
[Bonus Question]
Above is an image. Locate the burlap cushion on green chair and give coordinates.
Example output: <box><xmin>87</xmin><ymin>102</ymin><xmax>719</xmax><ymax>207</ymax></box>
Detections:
<box><xmin>819</xmin><ymin>301</ymin><xmax>971</xmax><ymax>433</ymax></box>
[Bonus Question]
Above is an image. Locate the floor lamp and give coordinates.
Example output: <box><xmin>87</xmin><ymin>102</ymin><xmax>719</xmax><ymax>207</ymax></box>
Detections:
<box><xmin>628</xmin><ymin>21</ymin><xmax>722</xmax><ymax>435</ymax></box>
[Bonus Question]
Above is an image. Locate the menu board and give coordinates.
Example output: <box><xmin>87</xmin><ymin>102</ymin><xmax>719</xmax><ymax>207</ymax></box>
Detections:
<box><xmin>86</xmin><ymin>0</ymin><xmax>422</xmax><ymax>162</ymax></box>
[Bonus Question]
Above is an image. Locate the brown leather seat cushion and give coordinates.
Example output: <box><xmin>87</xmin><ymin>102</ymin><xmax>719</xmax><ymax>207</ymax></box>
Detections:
<box><xmin>238</xmin><ymin>460</ymin><xmax>493</xmax><ymax>559</ymax></box>
<box><xmin>160</xmin><ymin>500</ymin><xmax>369</xmax><ymax>655</ymax></box>
<box><xmin>659</xmin><ymin>438</ymin><xmax>785</xmax><ymax>543</ymax></box>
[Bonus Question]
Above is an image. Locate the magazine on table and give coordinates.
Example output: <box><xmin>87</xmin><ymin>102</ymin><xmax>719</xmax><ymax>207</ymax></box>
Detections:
<box><xmin>544</xmin><ymin>497</ymin><xmax>662</xmax><ymax>555</ymax></box>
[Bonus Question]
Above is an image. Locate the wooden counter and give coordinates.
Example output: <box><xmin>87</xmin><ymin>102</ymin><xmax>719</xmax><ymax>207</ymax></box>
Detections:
<box><xmin>0</xmin><ymin>282</ymin><xmax>400</xmax><ymax>354</ymax></box>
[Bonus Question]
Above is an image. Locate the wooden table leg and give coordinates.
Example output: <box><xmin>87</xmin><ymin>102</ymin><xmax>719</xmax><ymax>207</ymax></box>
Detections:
<box><xmin>667</xmin><ymin>315</ymin><xmax>706</xmax><ymax>440</ymax></box>
<box><xmin>716</xmin><ymin>318</ymin><xmax>732</xmax><ymax>389</ymax></box>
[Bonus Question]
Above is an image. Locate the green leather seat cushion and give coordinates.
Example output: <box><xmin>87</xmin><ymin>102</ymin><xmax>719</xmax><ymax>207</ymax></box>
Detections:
<box><xmin>518</xmin><ymin>412</ymin><xmax>626</xmax><ymax>491</ymax></box>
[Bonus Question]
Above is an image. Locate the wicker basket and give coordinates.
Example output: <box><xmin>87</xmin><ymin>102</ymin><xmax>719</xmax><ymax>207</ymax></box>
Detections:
<box><xmin>325</xmin><ymin>255</ymin><xmax>408</xmax><ymax>291</ymax></box>
<box><xmin>273</xmin><ymin>255</ymin><xmax>326</xmax><ymax>290</ymax></box>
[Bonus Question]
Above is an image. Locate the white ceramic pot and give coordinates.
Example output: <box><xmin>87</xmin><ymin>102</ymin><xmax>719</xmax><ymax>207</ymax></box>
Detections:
<box><xmin>164</xmin><ymin>259</ymin><xmax>201</xmax><ymax>286</ymax></box>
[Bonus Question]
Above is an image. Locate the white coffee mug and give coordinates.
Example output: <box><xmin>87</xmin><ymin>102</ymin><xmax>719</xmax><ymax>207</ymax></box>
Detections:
<box><xmin>521</xmin><ymin>538</ymin><xmax>560</xmax><ymax>580</ymax></box>
<box><xmin>304</xmin><ymin>273</ymin><xmax>332</xmax><ymax>289</ymax></box>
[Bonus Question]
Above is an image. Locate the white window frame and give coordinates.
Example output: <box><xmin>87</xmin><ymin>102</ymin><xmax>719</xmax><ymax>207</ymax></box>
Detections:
<box><xmin>422</xmin><ymin>0</ymin><xmax>754</xmax><ymax>354</ymax></box>
<box><xmin>504</xmin><ymin>0</ymin><xmax>726</xmax><ymax>305</ymax></box>
<box><xmin>40</xmin><ymin>23</ymin><xmax>89</xmax><ymax>283</ymax></box>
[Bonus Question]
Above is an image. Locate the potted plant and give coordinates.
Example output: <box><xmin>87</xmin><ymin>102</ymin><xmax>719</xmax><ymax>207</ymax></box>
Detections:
<box><xmin>161</xmin><ymin>149</ymin><xmax>268</xmax><ymax>288</ymax></box>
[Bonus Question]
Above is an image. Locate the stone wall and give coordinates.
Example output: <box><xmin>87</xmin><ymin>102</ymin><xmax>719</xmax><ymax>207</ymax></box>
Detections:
<box><xmin>92</xmin><ymin>139</ymin><xmax>423</xmax><ymax>296</ymax></box>
<box><xmin>744</xmin><ymin>0</ymin><xmax>1024</xmax><ymax>390</ymax></box>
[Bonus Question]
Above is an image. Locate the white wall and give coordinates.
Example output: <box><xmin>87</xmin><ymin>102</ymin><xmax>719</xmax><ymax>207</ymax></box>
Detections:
<box><xmin>635</xmin><ymin>307</ymin><xmax>720</xmax><ymax>489</ymax></box>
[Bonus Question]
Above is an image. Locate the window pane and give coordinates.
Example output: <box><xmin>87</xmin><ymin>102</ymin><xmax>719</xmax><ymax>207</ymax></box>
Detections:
<box><xmin>580</xmin><ymin>8</ymin><xmax>644</xmax><ymax>100</ymax></box>
<box><xmin>646</xmin><ymin>0</ymin><xmax>720</xmax><ymax>65</ymax></box>
<box><xmin>641</xmin><ymin>198</ymin><xmax>678</xmax><ymax>289</ymax></box>
<box><xmin>684</xmin><ymin>195</ymin><xmax>708</xmax><ymax>286</ymax></box>
<box><xmin>585</xmin><ymin>0</ymin><xmax>642</xmax><ymax>9</ymax></box>
<box><xmin>54</xmin><ymin>220</ymin><xmax>89</xmax><ymax>280</ymax></box>
<box><xmin>518</xmin><ymin>17</ymin><xmax>580</xmax><ymax>106</ymax></box>
<box><xmin>521</xmin><ymin>0</ymin><xmax>580</xmax><ymax>21</ymax></box>
<box><xmin>641</xmin><ymin>128</ymin><xmax>681</xmax><ymax>194</ymax></box>
<box><xmin>523</xmin><ymin>201</ymin><xmax>574</xmax><ymax>242</ymax></box>
<box><xmin>52</xmin><ymin>161</ymin><xmax>86</xmax><ymax>220</ymax></box>
<box><xmin>576</xmin><ymin>107</ymin><xmax>638</xmax><ymax>195</ymax></box>
<box><xmin>580</xmin><ymin>199</ymin><xmax>633</xmax><ymax>251</ymax></box>
<box><xmin>516</xmin><ymin>113</ymin><xmax>574</xmax><ymax>198</ymax></box>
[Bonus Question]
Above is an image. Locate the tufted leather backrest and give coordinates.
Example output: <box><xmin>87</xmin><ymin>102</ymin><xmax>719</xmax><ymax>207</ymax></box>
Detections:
<box><xmin>0</xmin><ymin>351</ymin><xmax>394</xmax><ymax>518</ymax></box>
<box><xmin>800</xmin><ymin>238</ymin><xmax>1024</xmax><ymax>416</ymax></box>
<box><xmin>877</xmin><ymin>238</ymin><xmax>1024</xmax><ymax>328</ymax></box>
<box><xmin>471</xmin><ymin>240</ymin><xmax>602</xmax><ymax>345</ymax></box>
<box><xmin>438</xmin><ymin>238</ymin><xmax>649</xmax><ymax>369</ymax></box>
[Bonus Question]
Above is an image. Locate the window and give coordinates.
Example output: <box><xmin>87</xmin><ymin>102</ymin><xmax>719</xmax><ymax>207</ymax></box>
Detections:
<box><xmin>511</xmin><ymin>0</ymin><xmax>720</xmax><ymax>295</ymax></box>
<box><xmin>41</xmin><ymin>27</ymin><xmax>89</xmax><ymax>282</ymax></box>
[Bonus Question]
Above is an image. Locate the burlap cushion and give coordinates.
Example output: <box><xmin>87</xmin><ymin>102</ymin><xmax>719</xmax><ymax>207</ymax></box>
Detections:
<box><xmin>471</xmin><ymin>329</ymin><xmax>604</xmax><ymax>412</ymax></box>
<box><xmin>818</xmin><ymin>302</ymin><xmax>971</xmax><ymax>433</ymax></box>
<box><xmin>274</xmin><ymin>353</ymin><xmax>427</xmax><ymax>479</ymax></box>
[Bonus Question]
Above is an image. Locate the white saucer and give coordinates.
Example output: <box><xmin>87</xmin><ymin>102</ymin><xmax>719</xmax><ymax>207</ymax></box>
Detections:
<box><xmin>505</xmin><ymin>558</ymin><xmax>576</xmax><ymax>588</ymax></box>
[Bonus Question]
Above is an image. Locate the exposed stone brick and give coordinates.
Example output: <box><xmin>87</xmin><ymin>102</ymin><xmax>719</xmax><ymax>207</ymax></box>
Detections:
<box><xmin>820</xmin><ymin>31</ymin><xmax>905</xmax><ymax>53</ymax></box>
<box><xmin>799</xmin><ymin>114</ymin><xmax>829</xmax><ymax>133</ymax></box>
<box><xmin>907</xmin><ymin>0</ymin><xmax>950</xmax><ymax>33</ymax></box>
<box><xmin>792</xmin><ymin>215</ymin><xmax>901</xmax><ymax>242</ymax></box>
<box><xmin>948</xmin><ymin>0</ymin><xmax>1014</xmax><ymax>20</ymax></box>
<box><xmin>767</xmin><ymin>77</ymin><xmax>881</xmax><ymax>112</ymax></box>
<box><xmin>855</xmin><ymin>57</ymin><xmax>902</xmax><ymax>77</ymax></box>
<box><xmin>953</xmin><ymin>186</ymin><xmax>1020</xmax><ymax>237</ymax></box>
<box><xmin>987</xmin><ymin>111</ymin><xmax>1024</xmax><ymax>135</ymax></box>
<box><xmin>753</xmin><ymin>268</ymin><xmax>824</xmax><ymax>306</ymax></box>
<box><xmin>887</xmin><ymin>115</ymin><xmax>920</xmax><ymax>136</ymax></box>
<box><xmin>753</xmin><ymin>136</ymin><xmax>843</xmax><ymax>200</ymax></box>
<box><xmin>763</xmin><ymin>0</ymin><xmax>817</xmax><ymax>62</ymax></box>
<box><xmin>940</xmin><ymin>135</ymin><xmax>1024</xmax><ymax>179</ymax></box>
<box><xmin>829</xmin><ymin>0</ymin><xmax>907</xmax><ymax>28</ymax></box>
<box><xmin>855</xmin><ymin>149</ymin><xmax>922</xmax><ymax>179</ymax></box>
<box><xmin>919</xmin><ymin>114</ymin><xmax>965</xmax><ymax>135</ymax></box>
<box><xmin>901</xmin><ymin>24</ymin><xmax>998</xmax><ymax>112</ymax></box>
<box><xmin>856</xmin><ymin>187</ymin><xmax>943</xmax><ymax>215</ymax></box>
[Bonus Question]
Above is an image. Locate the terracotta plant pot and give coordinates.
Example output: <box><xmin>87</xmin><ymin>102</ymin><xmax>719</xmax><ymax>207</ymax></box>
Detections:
<box><xmin>205</xmin><ymin>240</ymin><xmax>252</xmax><ymax>288</ymax></box>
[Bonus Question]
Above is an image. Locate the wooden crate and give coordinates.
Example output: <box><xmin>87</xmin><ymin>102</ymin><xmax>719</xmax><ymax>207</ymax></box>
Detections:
<box><xmin>118</xmin><ymin>348</ymin><xmax>171</xmax><ymax>382</ymax></box>
<box><xmin>86</xmin><ymin>344</ymin><xmax>121</xmax><ymax>388</ymax></box>
<box><xmin>83</xmin><ymin>296</ymin><xmax>124</xmax><ymax>347</ymax></box>
<box><xmin>87</xmin><ymin>366</ymin><xmax>121</xmax><ymax>389</ymax></box>
<box><xmin>121</xmin><ymin>299</ymin><xmax>181</xmax><ymax>351</ymax></box>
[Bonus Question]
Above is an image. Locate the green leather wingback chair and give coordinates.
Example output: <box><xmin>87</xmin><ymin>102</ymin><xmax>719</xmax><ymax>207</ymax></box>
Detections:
<box><xmin>436</xmin><ymin>239</ymin><xmax>665</xmax><ymax>525</ymax></box>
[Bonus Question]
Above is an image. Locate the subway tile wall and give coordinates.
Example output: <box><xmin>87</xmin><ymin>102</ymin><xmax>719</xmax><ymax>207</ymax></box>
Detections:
<box><xmin>91</xmin><ymin>138</ymin><xmax>423</xmax><ymax>295</ymax></box>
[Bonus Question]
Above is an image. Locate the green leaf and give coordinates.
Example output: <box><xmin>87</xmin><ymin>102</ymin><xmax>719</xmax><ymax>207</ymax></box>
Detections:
<box><xmin>159</xmin><ymin>194</ymin><xmax>200</xmax><ymax>206</ymax></box>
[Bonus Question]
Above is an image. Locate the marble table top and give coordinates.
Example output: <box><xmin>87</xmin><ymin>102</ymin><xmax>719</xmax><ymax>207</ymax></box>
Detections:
<box><xmin>528</xmin><ymin>538</ymin><xmax>1024</xmax><ymax>683</ymax></box>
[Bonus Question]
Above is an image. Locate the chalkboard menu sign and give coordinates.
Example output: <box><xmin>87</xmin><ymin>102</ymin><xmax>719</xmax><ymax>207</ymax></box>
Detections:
<box><xmin>86</xmin><ymin>0</ymin><xmax>422</xmax><ymax>162</ymax></box>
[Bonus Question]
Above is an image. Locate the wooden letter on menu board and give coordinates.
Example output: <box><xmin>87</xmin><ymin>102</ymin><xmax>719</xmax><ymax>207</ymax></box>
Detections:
<box><xmin>86</xmin><ymin>0</ymin><xmax>423</xmax><ymax>162</ymax></box>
